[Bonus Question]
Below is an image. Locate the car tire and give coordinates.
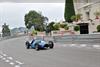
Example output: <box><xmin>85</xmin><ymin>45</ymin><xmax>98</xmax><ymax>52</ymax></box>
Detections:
<box><xmin>25</xmin><ymin>41</ymin><xmax>30</xmax><ymax>49</ymax></box>
<box><xmin>49</xmin><ymin>41</ymin><xmax>54</xmax><ymax>49</ymax></box>
<box><xmin>35</xmin><ymin>44</ymin><xmax>40</xmax><ymax>51</ymax></box>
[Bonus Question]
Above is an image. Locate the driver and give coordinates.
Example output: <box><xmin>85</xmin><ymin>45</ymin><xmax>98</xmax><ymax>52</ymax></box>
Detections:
<box><xmin>31</xmin><ymin>38</ymin><xmax>35</xmax><ymax>44</ymax></box>
<box><xmin>29</xmin><ymin>33</ymin><xmax>36</xmax><ymax>44</ymax></box>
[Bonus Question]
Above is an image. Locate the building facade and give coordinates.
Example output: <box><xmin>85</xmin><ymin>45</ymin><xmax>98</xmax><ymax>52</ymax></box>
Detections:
<box><xmin>74</xmin><ymin>0</ymin><xmax>100</xmax><ymax>20</ymax></box>
<box><xmin>73</xmin><ymin>0</ymin><xmax>100</xmax><ymax>34</ymax></box>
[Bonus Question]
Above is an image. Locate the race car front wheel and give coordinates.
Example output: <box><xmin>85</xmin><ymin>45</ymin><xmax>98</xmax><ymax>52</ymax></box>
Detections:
<box><xmin>49</xmin><ymin>41</ymin><xmax>54</xmax><ymax>49</ymax></box>
<box><xmin>25</xmin><ymin>41</ymin><xmax>30</xmax><ymax>49</ymax></box>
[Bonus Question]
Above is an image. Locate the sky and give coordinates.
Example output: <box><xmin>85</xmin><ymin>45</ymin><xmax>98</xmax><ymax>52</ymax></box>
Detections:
<box><xmin>0</xmin><ymin>0</ymin><xmax>65</xmax><ymax>3</ymax></box>
<box><xmin>0</xmin><ymin>3</ymin><xmax>65</xmax><ymax>32</ymax></box>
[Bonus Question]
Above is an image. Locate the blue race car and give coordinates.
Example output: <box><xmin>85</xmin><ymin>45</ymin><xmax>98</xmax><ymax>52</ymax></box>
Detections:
<box><xmin>25</xmin><ymin>39</ymin><xmax>54</xmax><ymax>51</ymax></box>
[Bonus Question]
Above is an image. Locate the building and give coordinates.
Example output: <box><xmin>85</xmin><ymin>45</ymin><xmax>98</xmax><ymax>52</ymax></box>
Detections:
<box><xmin>73</xmin><ymin>0</ymin><xmax>100</xmax><ymax>34</ymax></box>
<box><xmin>74</xmin><ymin>0</ymin><xmax>100</xmax><ymax>20</ymax></box>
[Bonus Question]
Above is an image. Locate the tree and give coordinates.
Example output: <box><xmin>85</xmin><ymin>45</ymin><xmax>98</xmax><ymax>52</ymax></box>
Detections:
<box><xmin>24</xmin><ymin>10</ymin><xmax>48</xmax><ymax>31</ymax></box>
<box><xmin>64</xmin><ymin>0</ymin><xmax>75</xmax><ymax>23</ymax></box>
<box><xmin>47</xmin><ymin>22</ymin><xmax>55</xmax><ymax>31</ymax></box>
<box><xmin>44</xmin><ymin>17</ymin><xmax>49</xmax><ymax>23</ymax></box>
<box><xmin>2</xmin><ymin>23</ymin><xmax>11</xmax><ymax>37</ymax></box>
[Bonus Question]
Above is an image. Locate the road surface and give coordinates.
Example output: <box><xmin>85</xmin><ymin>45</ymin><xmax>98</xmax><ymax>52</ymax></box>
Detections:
<box><xmin>0</xmin><ymin>36</ymin><xmax>100</xmax><ymax>67</ymax></box>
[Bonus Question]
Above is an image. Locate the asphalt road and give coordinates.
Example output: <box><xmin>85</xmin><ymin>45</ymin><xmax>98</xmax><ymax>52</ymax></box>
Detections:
<box><xmin>0</xmin><ymin>36</ymin><xmax>100</xmax><ymax>67</ymax></box>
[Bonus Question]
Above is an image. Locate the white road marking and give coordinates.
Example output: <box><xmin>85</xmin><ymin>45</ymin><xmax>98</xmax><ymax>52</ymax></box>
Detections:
<box><xmin>15</xmin><ymin>61</ymin><xmax>24</xmax><ymax>65</ymax></box>
<box><xmin>7</xmin><ymin>57</ymin><xmax>13</xmax><ymax>60</ymax></box>
<box><xmin>80</xmin><ymin>44</ymin><xmax>87</xmax><ymax>47</ymax></box>
<box><xmin>0</xmin><ymin>51</ymin><xmax>24</xmax><ymax>67</ymax></box>
<box><xmin>0</xmin><ymin>55</ymin><xmax>3</xmax><ymax>58</ymax></box>
<box><xmin>15</xmin><ymin>65</ymin><xmax>21</xmax><ymax>67</ymax></box>
<box><xmin>62</xmin><ymin>44</ymin><xmax>67</xmax><ymax>47</ymax></box>
<box><xmin>3</xmin><ymin>54</ymin><xmax>7</xmax><ymax>56</ymax></box>
<box><xmin>70</xmin><ymin>44</ymin><xmax>76</xmax><ymax>47</ymax></box>
<box><xmin>93</xmin><ymin>45</ymin><xmax>100</xmax><ymax>48</ymax></box>
<box><xmin>9</xmin><ymin>62</ymin><xmax>14</xmax><ymax>65</ymax></box>
<box><xmin>2</xmin><ymin>58</ymin><xmax>6</xmax><ymax>60</ymax></box>
<box><xmin>56</xmin><ymin>44</ymin><xmax>100</xmax><ymax>50</ymax></box>
<box><xmin>5</xmin><ymin>60</ymin><xmax>10</xmax><ymax>62</ymax></box>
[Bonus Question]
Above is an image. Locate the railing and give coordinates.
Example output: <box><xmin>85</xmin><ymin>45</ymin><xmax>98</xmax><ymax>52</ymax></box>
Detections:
<box><xmin>0</xmin><ymin>34</ymin><xmax>27</xmax><ymax>41</ymax></box>
<box><xmin>35</xmin><ymin>34</ymin><xmax>100</xmax><ymax>44</ymax></box>
<box><xmin>0</xmin><ymin>33</ymin><xmax>100</xmax><ymax>44</ymax></box>
<box><xmin>53</xmin><ymin>34</ymin><xmax>100</xmax><ymax>44</ymax></box>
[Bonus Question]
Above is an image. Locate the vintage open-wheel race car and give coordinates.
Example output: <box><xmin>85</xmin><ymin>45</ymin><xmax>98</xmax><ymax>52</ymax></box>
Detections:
<box><xmin>25</xmin><ymin>39</ymin><xmax>54</xmax><ymax>51</ymax></box>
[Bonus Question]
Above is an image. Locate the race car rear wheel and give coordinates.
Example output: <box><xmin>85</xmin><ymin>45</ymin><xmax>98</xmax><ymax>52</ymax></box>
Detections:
<box><xmin>35</xmin><ymin>44</ymin><xmax>40</xmax><ymax>51</ymax></box>
<box><xmin>49</xmin><ymin>41</ymin><xmax>54</xmax><ymax>49</ymax></box>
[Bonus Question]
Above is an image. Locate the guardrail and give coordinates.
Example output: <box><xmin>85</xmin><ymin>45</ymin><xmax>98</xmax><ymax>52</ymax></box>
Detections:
<box><xmin>53</xmin><ymin>34</ymin><xmax>100</xmax><ymax>44</ymax></box>
<box><xmin>0</xmin><ymin>34</ymin><xmax>100</xmax><ymax>44</ymax></box>
<box><xmin>33</xmin><ymin>34</ymin><xmax>100</xmax><ymax>44</ymax></box>
<box><xmin>0</xmin><ymin>34</ymin><xmax>27</xmax><ymax>41</ymax></box>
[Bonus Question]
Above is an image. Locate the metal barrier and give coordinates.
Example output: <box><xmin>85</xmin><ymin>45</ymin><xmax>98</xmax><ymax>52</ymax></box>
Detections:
<box><xmin>0</xmin><ymin>34</ymin><xmax>100</xmax><ymax>44</ymax></box>
<box><xmin>0</xmin><ymin>34</ymin><xmax>27</xmax><ymax>41</ymax></box>
<box><xmin>37</xmin><ymin>34</ymin><xmax>100</xmax><ymax>44</ymax></box>
<box><xmin>33</xmin><ymin>34</ymin><xmax>100</xmax><ymax>44</ymax></box>
<box><xmin>53</xmin><ymin>34</ymin><xmax>100</xmax><ymax>44</ymax></box>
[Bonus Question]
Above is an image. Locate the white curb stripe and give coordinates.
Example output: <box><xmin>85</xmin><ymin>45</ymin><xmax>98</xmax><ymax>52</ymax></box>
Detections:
<box><xmin>3</xmin><ymin>54</ymin><xmax>7</xmax><ymax>56</ymax></box>
<box><xmin>7</xmin><ymin>57</ymin><xmax>13</xmax><ymax>60</ymax></box>
<box><xmin>70</xmin><ymin>44</ymin><xmax>76</xmax><ymax>47</ymax></box>
<box><xmin>80</xmin><ymin>44</ymin><xmax>87</xmax><ymax>47</ymax></box>
<box><xmin>2</xmin><ymin>58</ymin><xmax>6</xmax><ymax>60</ymax></box>
<box><xmin>16</xmin><ymin>61</ymin><xmax>24</xmax><ymax>65</ymax></box>
<box><xmin>5</xmin><ymin>60</ymin><xmax>10</xmax><ymax>62</ymax></box>
<box><xmin>15</xmin><ymin>65</ymin><xmax>21</xmax><ymax>67</ymax></box>
<box><xmin>62</xmin><ymin>44</ymin><xmax>67</xmax><ymax>47</ymax></box>
<box><xmin>93</xmin><ymin>45</ymin><xmax>100</xmax><ymax>48</ymax></box>
<box><xmin>0</xmin><ymin>55</ymin><xmax>3</xmax><ymax>58</ymax></box>
<box><xmin>9</xmin><ymin>62</ymin><xmax>14</xmax><ymax>65</ymax></box>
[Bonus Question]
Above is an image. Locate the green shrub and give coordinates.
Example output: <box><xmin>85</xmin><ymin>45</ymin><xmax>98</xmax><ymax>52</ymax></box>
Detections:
<box><xmin>97</xmin><ymin>25</ymin><xmax>100</xmax><ymax>32</ymax></box>
<box><xmin>53</xmin><ymin>23</ymin><xmax>60</xmax><ymax>30</ymax></box>
<box><xmin>71</xmin><ymin>15</ymin><xmax>76</xmax><ymax>21</ymax></box>
<box><xmin>71</xmin><ymin>14</ymin><xmax>82</xmax><ymax>22</ymax></box>
<box><xmin>74</xmin><ymin>25</ymin><xmax>80</xmax><ymax>31</ymax></box>
<box><xmin>94</xmin><ymin>11</ymin><xmax>100</xmax><ymax>16</ymax></box>
<box><xmin>32</xmin><ymin>30</ymin><xmax>37</xmax><ymax>35</ymax></box>
<box><xmin>76</xmin><ymin>14</ymin><xmax>82</xmax><ymax>20</ymax></box>
<box><xmin>64</xmin><ymin>26</ymin><xmax>69</xmax><ymax>30</ymax></box>
<box><xmin>60</xmin><ymin>24</ymin><xmax>68</xmax><ymax>28</ymax></box>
